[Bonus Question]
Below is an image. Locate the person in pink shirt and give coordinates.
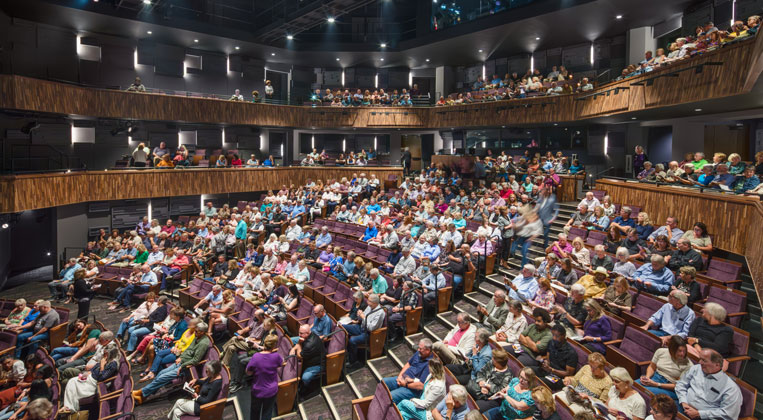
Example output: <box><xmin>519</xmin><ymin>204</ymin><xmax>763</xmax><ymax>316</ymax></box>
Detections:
<box><xmin>160</xmin><ymin>219</ymin><xmax>176</xmax><ymax>236</ymax></box>
<box><xmin>545</xmin><ymin>233</ymin><xmax>572</xmax><ymax>259</ymax></box>
<box><xmin>470</xmin><ymin>233</ymin><xmax>494</xmax><ymax>266</ymax></box>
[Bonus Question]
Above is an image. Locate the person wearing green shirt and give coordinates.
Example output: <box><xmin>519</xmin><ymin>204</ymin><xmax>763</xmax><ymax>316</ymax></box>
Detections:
<box><xmin>516</xmin><ymin>308</ymin><xmax>553</xmax><ymax>366</ymax></box>
<box><xmin>691</xmin><ymin>152</ymin><xmax>709</xmax><ymax>171</ymax></box>
<box><xmin>369</xmin><ymin>268</ymin><xmax>388</xmax><ymax>295</ymax></box>
<box><xmin>133</xmin><ymin>245</ymin><xmax>149</xmax><ymax>264</ymax></box>
<box><xmin>135</xmin><ymin>321</ymin><xmax>211</xmax><ymax>403</ymax></box>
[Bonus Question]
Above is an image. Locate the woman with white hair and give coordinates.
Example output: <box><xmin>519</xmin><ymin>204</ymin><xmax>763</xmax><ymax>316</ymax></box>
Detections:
<box><xmin>263</xmin><ymin>233</ymin><xmax>279</xmax><ymax>254</ymax></box>
<box><xmin>606</xmin><ymin>367</ymin><xmax>647</xmax><ymax>420</ymax></box>
<box><xmin>612</xmin><ymin>247</ymin><xmax>636</xmax><ymax>278</ymax></box>
<box><xmin>62</xmin><ymin>346</ymin><xmax>119</xmax><ymax>412</ymax></box>
<box><xmin>168</xmin><ymin>360</ymin><xmax>223</xmax><ymax>420</ymax></box>
<box><xmin>686</xmin><ymin>302</ymin><xmax>733</xmax><ymax>359</ymax></box>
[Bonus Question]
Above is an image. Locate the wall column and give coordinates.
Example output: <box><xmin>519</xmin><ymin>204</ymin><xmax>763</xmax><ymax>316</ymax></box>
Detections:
<box><xmin>626</xmin><ymin>27</ymin><xmax>656</xmax><ymax>66</ymax></box>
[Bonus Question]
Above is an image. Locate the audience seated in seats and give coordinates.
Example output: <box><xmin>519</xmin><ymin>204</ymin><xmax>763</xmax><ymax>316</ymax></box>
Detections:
<box><xmin>686</xmin><ymin>302</ymin><xmax>733</xmax><ymax>360</ymax></box>
<box><xmin>601</xmin><ymin>276</ymin><xmax>633</xmax><ymax>316</ymax></box>
<box><xmin>554</xmin><ymin>352</ymin><xmax>612</xmax><ymax>414</ymax></box>
<box><xmin>503</xmin><ymin>264</ymin><xmax>538</xmax><ymax>303</ymax></box>
<box><xmin>345</xmin><ymin>293</ymin><xmax>386</xmax><ymax>368</ymax></box>
<box><xmin>290</xmin><ymin>323</ymin><xmax>325</xmax><ymax>396</ymax></box>
<box><xmin>552</xmin><ymin>284</ymin><xmax>587</xmax><ymax>337</ymax></box>
<box><xmin>61</xmin><ymin>346</ymin><xmax>119</xmax><ymax>413</ymax></box>
<box><xmin>168</xmin><ymin>360</ymin><xmax>224</xmax><ymax>420</ymax></box>
<box><xmin>139</xmin><ymin>318</ymin><xmax>198</xmax><ymax>383</ymax></box>
<box><xmin>490</xmin><ymin>299</ymin><xmax>528</xmax><ymax>347</ymax></box>
<box><xmin>379</xmin><ymin>338</ymin><xmax>432</xmax><ymax>402</ymax></box>
<box><xmin>445</xmin><ymin>328</ymin><xmax>492</xmax><ymax>386</ymax></box>
<box><xmin>574</xmin><ymin>300</ymin><xmax>612</xmax><ymax>354</ymax></box>
<box><xmin>15</xmin><ymin>300</ymin><xmax>59</xmax><ymax>359</ymax></box>
<box><xmin>133</xmin><ymin>321</ymin><xmax>211</xmax><ymax>404</ymax></box>
<box><xmin>483</xmin><ymin>367</ymin><xmax>538</xmax><ymax>420</ymax></box>
<box><xmin>475</xmin><ymin>290</ymin><xmax>509</xmax><ymax>334</ymax></box>
<box><xmin>642</xmin><ymin>290</ymin><xmax>696</xmax><ymax>345</ymax></box>
<box><xmin>515</xmin><ymin>308</ymin><xmax>553</xmax><ymax>367</ymax></box>
<box><xmin>397</xmin><ymin>358</ymin><xmax>446</xmax><ymax>420</ymax></box>
<box><xmin>433</xmin><ymin>313</ymin><xmax>477</xmax><ymax>365</ymax></box>
<box><xmin>59</xmin><ymin>331</ymin><xmax>118</xmax><ymax>387</ymax></box>
<box><xmin>632</xmin><ymin>255</ymin><xmax>675</xmax><ymax>296</ymax></box>
<box><xmin>532</xmin><ymin>324</ymin><xmax>577</xmax><ymax>391</ymax></box>
<box><xmin>636</xmin><ymin>335</ymin><xmax>693</xmax><ymax>404</ymax></box>
<box><xmin>675</xmin><ymin>349</ymin><xmax>742</xmax><ymax>419</ymax></box>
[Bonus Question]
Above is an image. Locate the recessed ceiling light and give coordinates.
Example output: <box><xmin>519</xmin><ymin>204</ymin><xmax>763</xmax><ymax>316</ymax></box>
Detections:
<box><xmin>616</xmin><ymin>15</ymin><xmax>623</xmax><ymax>19</ymax></box>
<box><xmin>287</xmin><ymin>35</ymin><xmax>294</xmax><ymax>40</ymax></box>
<box><xmin>535</xmin><ymin>37</ymin><xmax>540</xmax><ymax>40</ymax></box>
<box><xmin>553</xmin><ymin>123</ymin><xmax>558</xmax><ymax>126</ymax></box>
<box><xmin>478</xmin><ymin>49</ymin><xmax>483</xmax><ymax>53</ymax></box>
<box><xmin>271</xmin><ymin>52</ymin><xmax>276</xmax><ymax>56</ymax></box>
<box><xmin>193</xmin><ymin>39</ymin><xmax>199</xmax><ymax>43</ymax></box>
<box><xmin>425</xmin><ymin>58</ymin><xmax>430</xmax><ymax>62</ymax></box>
<box><xmin>234</xmin><ymin>46</ymin><xmax>240</xmax><ymax>50</ymax></box>
<box><xmin>631</xmin><ymin>117</ymin><xmax>637</xmax><ymax>120</ymax></box>
<box><xmin>327</xmin><ymin>17</ymin><xmax>335</xmax><ymax>23</ymax></box>
<box><xmin>694</xmin><ymin>108</ymin><xmax>702</xmax><ymax>112</ymax></box>
<box><xmin>380</xmin><ymin>43</ymin><xmax>387</xmax><ymax>48</ymax></box>
<box><xmin>146</xmin><ymin>30</ymin><xmax>152</xmax><ymax>34</ymax></box>
<box><xmin>143</xmin><ymin>0</ymin><xmax>151</xmax><ymax>4</ymax></box>
<box><xmin>336</xmin><ymin>58</ymin><xmax>340</xmax><ymax>61</ymax></box>
<box><xmin>380</xmin><ymin>58</ymin><xmax>384</xmax><ymax>61</ymax></box>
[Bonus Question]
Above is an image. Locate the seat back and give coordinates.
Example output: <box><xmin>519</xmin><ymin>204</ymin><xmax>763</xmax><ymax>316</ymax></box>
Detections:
<box><xmin>631</xmin><ymin>293</ymin><xmax>664</xmax><ymax>320</ymax></box>
<box><xmin>735</xmin><ymin>376</ymin><xmax>757</xmax><ymax>418</ymax></box>
<box><xmin>367</xmin><ymin>382</ymin><xmax>392</xmax><ymax>419</ymax></box>
<box><xmin>605</xmin><ymin>314</ymin><xmax>625</xmax><ymax>341</ymax></box>
<box><xmin>727</xmin><ymin>327</ymin><xmax>750</xmax><ymax>376</ymax></box>
<box><xmin>567</xmin><ymin>227</ymin><xmax>588</xmax><ymax>242</ymax></box>
<box><xmin>705</xmin><ymin>259</ymin><xmax>741</xmax><ymax>283</ymax></box>
<box><xmin>706</xmin><ymin>286</ymin><xmax>746</xmax><ymax>315</ymax></box>
<box><xmin>619</xmin><ymin>326</ymin><xmax>660</xmax><ymax>362</ymax></box>
<box><xmin>327</xmin><ymin>325</ymin><xmax>347</xmax><ymax>355</ymax></box>
<box><xmin>296</xmin><ymin>298</ymin><xmax>314</xmax><ymax>318</ymax></box>
<box><xmin>555</xmin><ymin>396</ymin><xmax>575</xmax><ymax>420</ymax></box>
<box><xmin>567</xmin><ymin>338</ymin><xmax>590</xmax><ymax>370</ymax></box>
<box><xmin>586</xmin><ymin>231</ymin><xmax>607</xmax><ymax>246</ymax></box>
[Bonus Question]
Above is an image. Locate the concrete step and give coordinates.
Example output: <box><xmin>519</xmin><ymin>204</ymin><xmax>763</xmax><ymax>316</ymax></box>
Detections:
<box><xmin>388</xmin><ymin>342</ymin><xmax>415</xmax><ymax>369</ymax></box>
<box><xmin>423</xmin><ymin>318</ymin><xmax>451</xmax><ymax>342</ymax></box>
<box><xmin>367</xmin><ymin>356</ymin><xmax>401</xmax><ymax>381</ymax></box>
<box><xmin>321</xmin><ymin>382</ymin><xmax>356</xmax><ymax>420</ymax></box>
<box><xmin>298</xmin><ymin>394</ymin><xmax>333</xmax><ymax>420</ymax></box>
<box><xmin>346</xmin><ymin>366</ymin><xmax>379</xmax><ymax>399</ymax></box>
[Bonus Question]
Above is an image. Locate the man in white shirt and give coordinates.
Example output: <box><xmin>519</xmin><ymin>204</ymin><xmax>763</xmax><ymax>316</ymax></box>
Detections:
<box><xmin>577</xmin><ymin>192</ymin><xmax>600</xmax><ymax>213</ymax></box>
<box><xmin>285</xmin><ymin>219</ymin><xmax>303</xmax><ymax>242</ymax></box>
<box><xmin>439</xmin><ymin>223</ymin><xmax>463</xmax><ymax>248</ymax></box>
<box><xmin>393</xmin><ymin>247</ymin><xmax>417</xmax><ymax>278</ymax></box>
<box><xmin>432</xmin><ymin>313</ymin><xmax>476</xmax><ymax>365</ymax></box>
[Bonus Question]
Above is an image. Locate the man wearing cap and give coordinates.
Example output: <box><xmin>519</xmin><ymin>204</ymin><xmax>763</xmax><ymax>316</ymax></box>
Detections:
<box><xmin>574</xmin><ymin>267</ymin><xmax>609</xmax><ymax>299</ymax></box>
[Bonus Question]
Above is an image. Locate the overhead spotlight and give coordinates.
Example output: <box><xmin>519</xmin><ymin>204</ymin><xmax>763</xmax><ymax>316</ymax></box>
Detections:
<box><xmin>327</xmin><ymin>17</ymin><xmax>335</xmax><ymax>23</ymax></box>
<box><xmin>336</xmin><ymin>58</ymin><xmax>340</xmax><ymax>61</ymax></box>
<box><xmin>146</xmin><ymin>30</ymin><xmax>152</xmax><ymax>34</ymax></box>
<box><xmin>235</xmin><ymin>46</ymin><xmax>240</xmax><ymax>50</ymax></box>
<box><xmin>287</xmin><ymin>35</ymin><xmax>294</xmax><ymax>40</ymax></box>
<box><xmin>46</xmin><ymin>252</ymin><xmax>51</xmax><ymax>256</ymax></box>
<box><xmin>380</xmin><ymin>43</ymin><xmax>387</xmax><ymax>48</ymax></box>
<box><xmin>93</xmin><ymin>0</ymin><xmax>98</xmax><ymax>2</ymax></box>
<box><xmin>380</xmin><ymin>58</ymin><xmax>384</xmax><ymax>61</ymax></box>
<box><xmin>425</xmin><ymin>58</ymin><xmax>430</xmax><ymax>62</ymax></box>
<box><xmin>271</xmin><ymin>52</ymin><xmax>276</xmax><ymax>56</ymax></box>
<box><xmin>694</xmin><ymin>108</ymin><xmax>702</xmax><ymax>112</ymax></box>
<box><xmin>535</xmin><ymin>37</ymin><xmax>540</xmax><ymax>40</ymax></box>
<box><xmin>1</xmin><ymin>224</ymin><xmax>8</xmax><ymax>229</ymax></box>
<box><xmin>143</xmin><ymin>0</ymin><xmax>151</xmax><ymax>4</ymax></box>
<box><xmin>478</xmin><ymin>49</ymin><xmax>483</xmax><ymax>53</ymax></box>
<box><xmin>616</xmin><ymin>15</ymin><xmax>623</xmax><ymax>19</ymax></box>
<box><xmin>193</xmin><ymin>39</ymin><xmax>199</xmax><ymax>43</ymax></box>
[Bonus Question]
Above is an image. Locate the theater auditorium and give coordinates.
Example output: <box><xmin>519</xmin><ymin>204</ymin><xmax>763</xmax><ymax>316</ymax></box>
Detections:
<box><xmin>0</xmin><ymin>0</ymin><xmax>761</xmax><ymax>419</ymax></box>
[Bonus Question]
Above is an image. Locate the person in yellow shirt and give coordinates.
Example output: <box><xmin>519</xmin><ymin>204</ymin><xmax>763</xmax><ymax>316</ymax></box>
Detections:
<box><xmin>139</xmin><ymin>318</ymin><xmax>197</xmax><ymax>382</ymax></box>
<box><xmin>574</xmin><ymin>266</ymin><xmax>609</xmax><ymax>299</ymax></box>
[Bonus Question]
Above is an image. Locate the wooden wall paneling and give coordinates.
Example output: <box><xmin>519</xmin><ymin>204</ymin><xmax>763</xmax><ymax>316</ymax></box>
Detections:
<box><xmin>0</xmin><ymin>167</ymin><xmax>403</xmax><ymax>213</ymax></box>
<box><xmin>595</xmin><ymin>179</ymin><xmax>759</xmax><ymax>254</ymax></box>
<box><xmin>557</xmin><ymin>175</ymin><xmax>583</xmax><ymax>202</ymax></box>
<box><xmin>745</xmin><ymin>202</ymin><xmax>763</xmax><ymax>328</ymax></box>
<box><xmin>0</xmin><ymin>39</ymin><xmax>758</xmax><ymax>129</ymax></box>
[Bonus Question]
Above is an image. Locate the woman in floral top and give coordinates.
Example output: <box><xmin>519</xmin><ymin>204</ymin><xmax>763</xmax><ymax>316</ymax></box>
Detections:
<box><xmin>485</xmin><ymin>367</ymin><xmax>537</xmax><ymax>420</ymax></box>
<box><xmin>528</xmin><ymin>278</ymin><xmax>555</xmax><ymax>311</ymax></box>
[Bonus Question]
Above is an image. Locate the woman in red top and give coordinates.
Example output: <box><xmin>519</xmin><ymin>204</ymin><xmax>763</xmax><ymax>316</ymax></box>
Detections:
<box><xmin>230</xmin><ymin>154</ymin><xmax>243</xmax><ymax>167</ymax></box>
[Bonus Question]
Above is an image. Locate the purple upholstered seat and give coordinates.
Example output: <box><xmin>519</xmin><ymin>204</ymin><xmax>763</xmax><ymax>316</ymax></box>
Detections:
<box><xmin>355</xmin><ymin>382</ymin><xmax>392</xmax><ymax>420</ymax></box>
<box><xmin>606</xmin><ymin>326</ymin><xmax>661</xmax><ymax>378</ymax></box>
<box><xmin>586</xmin><ymin>231</ymin><xmax>607</xmax><ymax>247</ymax></box>
<box><xmin>694</xmin><ymin>286</ymin><xmax>747</xmax><ymax>327</ymax></box>
<box><xmin>567</xmin><ymin>227</ymin><xmax>588</xmax><ymax>242</ymax></box>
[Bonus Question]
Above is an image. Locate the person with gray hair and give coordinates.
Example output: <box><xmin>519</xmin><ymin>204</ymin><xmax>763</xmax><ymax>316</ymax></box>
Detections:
<box><xmin>612</xmin><ymin>246</ymin><xmax>636</xmax><ymax>278</ymax></box>
<box><xmin>382</xmin><ymin>338</ymin><xmax>434</xmax><ymax>403</ymax></box>
<box><xmin>675</xmin><ymin>348</ymin><xmax>742</xmax><ymax>420</ymax></box>
<box><xmin>62</xmin><ymin>345</ymin><xmax>119</xmax><ymax>412</ymax></box>
<box><xmin>553</xmin><ymin>283</ymin><xmax>587</xmax><ymax>336</ymax></box>
<box><xmin>15</xmin><ymin>300</ymin><xmax>58</xmax><ymax>359</ymax></box>
<box><xmin>632</xmin><ymin>254</ymin><xmax>675</xmax><ymax>296</ymax></box>
<box><xmin>606</xmin><ymin>367</ymin><xmax>647</xmax><ymax>419</ymax></box>
<box><xmin>686</xmin><ymin>302</ymin><xmax>734</xmax><ymax>360</ymax></box>
<box><xmin>444</xmin><ymin>327</ymin><xmax>492</xmax><ymax>386</ymax></box>
<box><xmin>433</xmin><ymin>313</ymin><xmax>476</xmax><ymax>365</ymax></box>
<box><xmin>430</xmin><ymin>384</ymin><xmax>470</xmax><ymax>420</ymax></box>
<box><xmin>666</xmin><ymin>238</ymin><xmax>703</xmax><ymax>271</ymax></box>
<box><xmin>643</xmin><ymin>290</ymin><xmax>696</xmax><ymax>346</ymax></box>
<box><xmin>168</xmin><ymin>360</ymin><xmax>224</xmax><ymax>420</ymax></box>
<box><xmin>24</xmin><ymin>398</ymin><xmax>53</xmax><ymax>420</ymax></box>
<box><xmin>49</xmin><ymin>257</ymin><xmax>82</xmax><ymax>300</ymax></box>
<box><xmin>345</xmin><ymin>293</ymin><xmax>386</xmax><ymax>368</ymax></box>
<box><xmin>475</xmin><ymin>290</ymin><xmax>509</xmax><ymax>333</ymax></box>
<box><xmin>392</xmin><ymin>246</ymin><xmax>417</xmax><ymax>278</ymax></box>
<box><xmin>0</xmin><ymin>298</ymin><xmax>29</xmax><ymax>329</ymax></box>
<box><xmin>503</xmin><ymin>264</ymin><xmax>538</xmax><ymax>303</ymax></box>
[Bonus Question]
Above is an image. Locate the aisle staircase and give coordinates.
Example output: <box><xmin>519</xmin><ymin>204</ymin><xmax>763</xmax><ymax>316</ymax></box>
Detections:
<box><xmin>275</xmin><ymin>201</ymin><xmax>763</xmax><ymax>420</ymax></box>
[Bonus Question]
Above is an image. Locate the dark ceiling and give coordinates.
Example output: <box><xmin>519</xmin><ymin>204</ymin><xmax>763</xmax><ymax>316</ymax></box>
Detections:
<box><xmin>1</xmin><ymin>0</ymin><xmax>692</xmax><ymax>68</ymax></box>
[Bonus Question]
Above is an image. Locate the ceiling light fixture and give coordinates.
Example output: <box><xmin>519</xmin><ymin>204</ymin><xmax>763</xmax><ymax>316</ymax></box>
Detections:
<box><xmin>235</xmin><ymin>46</ymin><xmax>240</xmax><ymax>50</ymax></box>
<box><xmin>327</xmin><ymin>17</ymin><xmax>335</xmax><ymax>23</ymax></box>
<box><xmin>616</xmin><ymin>15</ymin><xmax>623</xmax><ymax>19</ymax></box>
<box><xmin>143</xmin><ymin>0</ymin><xmax>151</xmax><ymax>4</ymax></box>
<box><xmin>631</xmin><ymin>117</ymin><xmax>637</xmax><ymax>120</ymax></box>
<box><xmin>425</xmin><ymin>58</ymin><xmax>430</xmax><ymax>62</ymax></box>
<box><xmin>287</xmin><ymin>35</ymin><xmax>294</xmax><ymax>40</ymax></box>
<box><xmin>478</xmin><ymin>49</ymin><xmax>483</xmax><ymax>53</ymax></box>
<box><xmin>694</xmin><ymin>108</ymin><xmax>702</xmax><ymax>112</ymax></box>
<box><xmin>336</xmin><ymin>58</ymin><xmax>340</xmax><ymax>61</ymax></box>
<box><xmin>193</xmin><ymin>39</ymin><xmax>199</xmax><ymax>43</ymax></box>
<box><xmin>271</xmin><ymin>52</ymin><xmax>276</xmax><ymax>56</ymax></box>
<box><xmin>380</xmin><ymin>43</ymin><xmax>387</xmax><ymax>48</ymax></box>
<box><xmin>380</xmin><ymin>58</ymin><xmax>384</xmax><ymax>61</ymax></box>
<box><xmin>535</xmin><ymin>37</ymin><xmax>540</xmax><ymax>40</ymax></box>
<box><xmin>147</xmin><ymin>30</ymin><xmax>152</xmax><ymax>34</ymax></box>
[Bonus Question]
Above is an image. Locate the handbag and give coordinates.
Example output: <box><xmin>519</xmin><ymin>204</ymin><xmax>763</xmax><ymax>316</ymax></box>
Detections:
<box><xmin>57</xmin><ymin>410</ymin><xmax>89</xmax><ymax>420</ymax></box>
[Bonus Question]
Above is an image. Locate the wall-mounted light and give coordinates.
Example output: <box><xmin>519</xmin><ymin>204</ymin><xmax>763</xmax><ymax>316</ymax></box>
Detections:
<box><xmin>342</xmin><ymin>138</ymin><xmax>346</xmax><ymax>152</ymax></box>
<box><xmin>287</xmin><ymin>35</ymin><xmax>294</xmax><ymax>40</ymax></box>
<box><xmin>590</xmin><ymin>43</ymin><xmax>595</xmax><ymax>65</ymax></box>
<box><xmin>375</xmin><ymin>74</ymin><xmax>379</xmax><ymax>88</ymax></box>
<box><xmin>604</xmin><ymin>134</ymin><xmax>608</xmax><ymax>155</ymax></box>
<box><xmin>311</xmin><ymin>135</ymin><xmax>315</xmax><ymax>149</ymax></box>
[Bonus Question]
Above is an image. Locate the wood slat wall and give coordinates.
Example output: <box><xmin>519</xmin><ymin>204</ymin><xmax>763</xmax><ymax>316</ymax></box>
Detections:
<box><xmin>0</xmin><ymin>167</ymin><xmax>403</xmax><ymax>213</ymax></box>
<box><xmin>745</xmin><ymin>202</ymin><xmax>763</xmax><ymax>325</ymax></box>
<box><xmin>595</xmin><ymin>179</ymin><xmax>760</xmax><ymax>255</ymax></box>
<box><xmin>0</xmin><ymin>38</ymin><xmax>758</xmax><ymax>129</ymax></box>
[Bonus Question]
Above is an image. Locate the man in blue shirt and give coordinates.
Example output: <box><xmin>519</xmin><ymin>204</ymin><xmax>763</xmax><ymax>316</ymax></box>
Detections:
<box><xmin>421</xmin><ymin>265</ymin><xmax>447</xmax><ymax>308</ymax></box>
<box><xmin>421</xmin><ymin>237</ymin><xmax>441</xmax><ymax>261</ymax></box>
<box><xmin>315</xmin><ymin>227</ymin><xmax>332</xmax><ymax>249</ymax></box>
<box><xmin>632</xmin><ymin>254</ymin><xmax>675</xmax><ymax>296</ymax></box>
<box><xmin>113</xmin><ymin>264</ymin><xmax>158</xmax><ymax>308</ymax></box>
<box><xmin>366</xmin><ymin>199</ymin><xmax>381</xmax><ymax>214</ymax></box>
<box><xmin>610</xmin><ymin>206</ymin><xmax>637</xmax><ymax>233</ymax></box>
<box><xmin>291</xmin><ymin>304</ymin><xmax>331</xmax><ymax>344</ymax></box>
<box><xmin>360</xmin><ymin>221</ymin><xmax>378</xmax><ymax>242</ymax></box>
<box><xmin>49</xmin><ymin>258</ymin><xmax>81</xmax><ymax>300</ymax></box>
<box><xmin>642</xmin><ymin>290</ymin><xmax>696</xmax><ymax>345</ymax></box>
<box><xmin>708</xmin><ymin>164</ymin><xmax>736</xmax><ymax>189</ymax></box>
<box><xmin>290</xmin><ymin>202</ymin><xmax>306</xmax><ymax>221</ymax></box>
<box><xmin>382</xmin><ymin>338</ymin><xmax>434</xmax><ymax>403</ymax></box>
<box><xmin>504</xmin><ymin>264</ymin><xmax>539</xmax><ymax>302</ymax></box>
<box><xmin>734</xmin><ymin>167</ymin><xmax>761</xmax><ymax>193</ymax></box>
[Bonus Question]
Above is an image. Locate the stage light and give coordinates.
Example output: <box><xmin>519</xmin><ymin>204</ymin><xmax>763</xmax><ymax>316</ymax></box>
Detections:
<box><xmin>336</xmin><ymin>58</ymin><xmax>340</xmax><ymax>61</ymax></box>
<box><xmin>616</xmin><ymin>15</ymin><xmax>623</xmax><ymax>19</ymax></box>
<box><xmin>147</xmin><ymin>31</ymin><xmax>152</xmax><ymax>35</ymax></box>
<box><xmin>380</xmin><ymin>58</ymin><xmax>384</xmax><ymax>61</ymax></box>
<box><xmin>235</xmin><ymin>46</ymin><xmax>240</xmax><ymax>50</ymax></box>
<box><xmin>425</xmin><ymin>58</ymin><xmax>430</xmax><ymax>62</ymax></box>
<box><xmin>380</xmin><ymin>43</ymin><xmax>387</xmax><ymax>48</ymax></box>
<box><xmin>1</xmin><ymin>224</ymin><xmax>7</xmax><ymax>229</ymax></box>
<box><xmin>194</xmin><ymin>39</ymin><xmax>199</xmax><ymax>43</ymax></box>
<box><xmin>143</xmin><ymin>0</ymin><xmax>151</xmax><ymax>4</ymax></box>
<box><xmin>478</xmin><ymin>49</ymin><xmax>483</xmax><ymax>53</ymax></box>
<box><xmin>327</xmin><ymin>17</ymin><xmax>335</xmax><ymax>23</ymax></box>
<box><xmin>287</xmin><ymin>35</ymin><xmax>294</xmax><ymax>40</ymax></box>
<box><xmin>694</xmin><ymin>108</ymin><xmax>702</xmax><ymax>112</ymax></box>
<box><xmin>271</xmin><ymin>52</ymin><xmax>276</xmax><ymax>56</ymax></box>
<box><xmin>535</xmin><ymin>37</ymin><xmax>540</xmax><ymax>40</ymax></box>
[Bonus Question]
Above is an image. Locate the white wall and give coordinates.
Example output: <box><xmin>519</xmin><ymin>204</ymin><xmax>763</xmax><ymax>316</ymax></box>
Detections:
<box><xmin>626</xmin><ymin>27</ymin><xmax>657</xmax><ymax>66</ymax></box>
